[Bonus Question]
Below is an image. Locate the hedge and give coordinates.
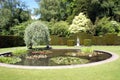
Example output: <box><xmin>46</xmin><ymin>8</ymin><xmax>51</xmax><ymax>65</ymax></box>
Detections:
<box><xmin>1</xmin><ymin>33</ymin><xmax>120</xmax><ymax>48</ymax></box>
<box><xmin>92</xmin><ymin>36</ymin><xmax>106</xmax><ymax>45</ymax></box>
<box><xmin>104</xmin><ymin>34</ymin><xmax>117</xmax><ymax>45</ymax></box>
<box><xmin>78</xmin><ymin>32</ymin><xmax>93</xmax><ymax>45</ymax></box>
<box><xmin>67</xmin><ymin>40</ymin><xmax>75</xmax><ymax>46</ymax></box>
<box><xmin>0</xmin><ymin>36</ymin><xmax>25</xmax><ymax>48</ymax></box>
<box><xmin>83</xmin><ymin>39</ymin><xmax>92</xmax><ymax>46</ymax></box>
<box><xmin>50</xmin><ymin>35</ymin><xmax>67</xmax><ymax>45</ymax></box>
<box><xmin>50</xmin><ymin>33</ymin><xmax>120</xmax><ymax>46</ymax></box>
<box><xmin>114</xmin><ymin>36</ymin><xmax>120</xmax><ymax>45</ymax></box>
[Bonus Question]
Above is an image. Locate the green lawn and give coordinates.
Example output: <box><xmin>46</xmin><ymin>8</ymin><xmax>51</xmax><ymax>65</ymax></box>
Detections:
<box><xmin>0</xmin><ymin>46</ymin><xmax>120</xmax><ymax>80</ymax></box>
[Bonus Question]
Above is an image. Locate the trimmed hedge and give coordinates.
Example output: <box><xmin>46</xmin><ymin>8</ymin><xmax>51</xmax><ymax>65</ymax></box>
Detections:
<box><xmin>1</xmin><ymin>33</ymin><xmax>120</xmax><ymax>48</ymax></box>
<box><xmin>92</xmin><ymin>36</ymin><xmax>106</xmax><ymax>45</ymax></box>
<box><xmin>78</xmin><ymin>32</ymin><xmax>93</xmax><ymax>45</ymax></box>
<box><xmin>67</xmin><ymin>40</ymin><xmax>75</xmax><ymax>46</ymax></box>
<box><xmin>114</xmin><ymin>36</ymin><xmax>120</xmax><ymax>45</ymax></box>
<box><xmin>104</xmin><ymin>34</ymin><xmax>117</xmax><ymax>45</ymax></box>
<box><xmin>50</xmin><ymin>33</ymin><xmax>120</xmax><ymax>46</ymax></box>
<box><xmin>83</xmin><ymin>39</ymin><xmax>92</xmax><ymax>46</ymax></box>
<box><xmin>0</xmin><ymin>36</ymin><xmax>24</xmax><ymax>48</ymax></box>
<box><xmin>50</xmin><ymin>35</ymin><xmax>67</xmax><ymax>45</ymax></box>
<box><xmin>92</xmin><ymin>34</ymin><xmax>120</xmax><ymax>45</ymax></box>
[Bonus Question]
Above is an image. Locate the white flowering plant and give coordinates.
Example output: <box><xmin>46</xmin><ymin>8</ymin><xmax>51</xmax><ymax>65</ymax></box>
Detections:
<box><xmin>69</xmin><ymin>13</ymin><xmax>91</xmax><ymax>34</ymax></box>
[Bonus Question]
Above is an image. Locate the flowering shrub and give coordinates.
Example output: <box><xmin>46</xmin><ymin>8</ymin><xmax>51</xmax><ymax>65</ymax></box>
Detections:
<box><xmin>69</xmin><ymin>13</ymin><xmax>91</xmax><ymax>33</ymax></box>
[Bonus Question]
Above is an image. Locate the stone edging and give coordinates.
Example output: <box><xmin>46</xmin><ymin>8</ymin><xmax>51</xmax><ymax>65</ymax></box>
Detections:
<box><xmin>0</xmin><ymin>50</ymin><xmax>119</xmax><ymax>69</ymax></box>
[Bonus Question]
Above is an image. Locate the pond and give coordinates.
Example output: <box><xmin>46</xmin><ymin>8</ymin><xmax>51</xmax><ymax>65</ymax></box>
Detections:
<box><xmin>14</xmin><ymin>49</ymin><xmax>112</xmax><ymax>66</ymax></box>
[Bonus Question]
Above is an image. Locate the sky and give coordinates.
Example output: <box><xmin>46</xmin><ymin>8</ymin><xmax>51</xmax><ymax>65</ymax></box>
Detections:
<box><xmin>21</xmin><ymin>0</ymin><xmax>39</xmax><ymax>14</ymax></box>
<box><xmin>20</xmin><ymin>0</ymin><xmax>40</xmax><ymax>19</ymax></box>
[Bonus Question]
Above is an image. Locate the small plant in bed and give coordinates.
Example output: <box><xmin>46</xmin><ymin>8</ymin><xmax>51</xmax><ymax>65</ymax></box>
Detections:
<box><xmin>80</xmin><ymin>47</ymin><xmax>94</xmax><ymax>56</ymax></box>
<box><xmin>13</xmin><ymin>49</ymin><xmax>28</xmax><ymax>56</ymax></box>
<box><xmin>49</xmin><ymin>56</ymin><xmax>89</xmax><ymax>66</ymax></box>
<box><xmin>0</xmin><ymin>49</ymin><xmax>27</xmax><ymax>64</ymax></box>
<box><xmin>31</xmin><ymin>50</ymin><xmax>52</xmax><ymax>55</ymax></box>
<box><xmin>0</xmin><ymin>56</ymin><xmax>21</xmax><ymax>64</ymax></box>
<box><xmin>65</xmin><ymin>47</ymin><xmax>96</xmax><ymax>57</ymax></box>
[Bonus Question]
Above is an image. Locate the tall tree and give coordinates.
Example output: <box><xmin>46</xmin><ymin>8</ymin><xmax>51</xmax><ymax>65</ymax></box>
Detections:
<box><xmin>35</xmin><ymin>0</ymin><xmax>75</xmax><ymax>22</ymax></box>
<box><xmin>73</xmin><ymin>0</ymin><xmax>120</xmax><ymax>24</ymax></box>
<box><xmin>36</xmin><ymin>0</ymin><xmax>61</xmax><ymax>21</ymax></box>
<box><xmin>0</xmin><ymin>0</ymin><xmax>30</xmax><ymax>35</ymax></box>
<box><xmin>35</xmin><ymin>0</ymin><xmax>120</xmax><ymax>23</ymax></box>
<box><xmin>64</xmin><ymin>0</ymin><xmax>120</xmax><ymax>23</ymax></box>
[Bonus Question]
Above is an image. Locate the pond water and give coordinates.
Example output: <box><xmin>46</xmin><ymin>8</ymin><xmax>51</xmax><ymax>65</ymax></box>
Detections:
<box><xmin>14</xmin><ymin>49</ymin><xmax>112</xmax><ymax>66</ymax></box>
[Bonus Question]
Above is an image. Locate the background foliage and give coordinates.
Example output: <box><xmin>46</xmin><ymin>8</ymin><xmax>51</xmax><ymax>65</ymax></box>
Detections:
<box><xmin>10</xmin><ymin>20</ymin><xmax>32</xmax><ymax>37</ymax></box>
<box><xmin>0</xmin><ymin>0</ymin><xmax>30</xmax><ymax>35</ymax></box>
<box><xmin>0</xmin><ymin>0</ymin><xmax>120</xmax><ymax>47</ymax></box>
<box><xmin>94</xmin><ymin>17</ymin><xmax>120</xmax><ymax>36</ymax></box>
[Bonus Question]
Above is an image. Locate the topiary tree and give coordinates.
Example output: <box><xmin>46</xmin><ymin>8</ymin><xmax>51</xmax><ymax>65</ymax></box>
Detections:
<box><xmin>69</xmin><ymin>13</ymin><xmax>91</xmax><ymax>46</ymax></box>
<box><xmin>24</xmin><ymin>21</ymin><xmax>50</xmax><ymax>49</ymax></box>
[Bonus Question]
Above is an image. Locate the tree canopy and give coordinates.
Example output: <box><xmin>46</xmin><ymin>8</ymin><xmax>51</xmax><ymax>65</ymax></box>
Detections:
<box><xmin>0</xmin><ymin>0</ymin><xmax>30</xmax><ymax>35</ymax></box>
<box><xmin>1</xmin><ymin>0</ymin><xmax>120</xmax><ymax>37</ymax></box>
<box><xmin>35</xmin><ymin>0</ymin><xmax>120</xmax><ymax>23</ymax></box>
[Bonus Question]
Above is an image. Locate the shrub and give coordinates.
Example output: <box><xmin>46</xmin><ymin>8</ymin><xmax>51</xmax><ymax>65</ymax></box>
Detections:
<box><xmin>41</xmin><ymin>21</ymin><xmax>55</xmax><ymax>35</ymax></box>
<box><xmin>94</xmin><ymin>17</ymin><xmax>120</xmax><ymax>36</ymax></box>
<box><xmin>83</xmin><ymin>39</ymin><xmax>92</xmax><ymax>46</ymax></box>
<box><xmin>24</xmin><ymin>21</ymin><xmax>50</xmax><ymax>49</ymax></box>
<box><xmin>42</xmin><ymin>21</ymin><xmax>69</xmax><ymax>37</ymax></box>
<box><xmin>0</xmin><ymin>36</ymin><xmax>24</xmax><ymax>48</ymax></box>
<box><xmin>69</xmin><ymin>13</ymin><xmax>92</xmax><ymax>46</ymax></box>
<box><xmin>51</xmin><ymin>21</ymin><xmax>69</xmax><ymax>37</ymax></box>
<box><xmin>69</xmin><ymin>13</ymin><xmax>92</xmax><ymax>34</ymax></box>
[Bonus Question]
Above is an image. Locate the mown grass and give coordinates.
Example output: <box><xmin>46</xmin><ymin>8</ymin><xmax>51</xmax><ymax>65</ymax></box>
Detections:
<box><xmin>0</xmin><ymin>46</ymin><xmax>120</xmax><ymax>80</ymax></box>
